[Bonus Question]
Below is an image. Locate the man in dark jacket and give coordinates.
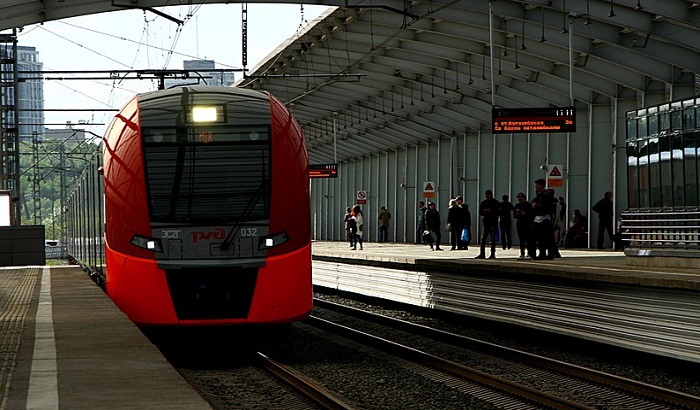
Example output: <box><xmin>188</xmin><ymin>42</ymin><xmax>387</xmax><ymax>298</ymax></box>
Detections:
<box><xmin>475</xmin><ymin>190</ymin><xmax>500</xmax><ymax>259</ymax></box>
<box><xmin>378</xmin><ymin>206</ymin><xmax>391</xmax><ymax>242</ymax></box>
<box><xmin>531</xmin><ymin>179</ymin><xmax>555</xmax><ymax>259</ymax></box>
<box><xmin>455</xmin><ymin>196</ymin><xmax>470</xmax><ymax>249</ymax></box>
<box><xmin>513</xmin><ymin>192</ymin><xmax>534</xmax><ymax>259</ymax></box>
<box><xmin>593</xmin><ymin>191</ymin><xmax>614</xmax><ymax>249</ymax></box>
<box><xmin>498</xmin><ymin>194</ymin><xmax>514</xmax><ymax>250</ymax></box>
<box><xmin>424</xmin><ymin>201</ymin><xmax>443</xmax><ymax>251</ymax></box>
<box><xmin>416</xmin><ymin>201</ymin><xmax>428</xmax><ymax>243</ymax></box>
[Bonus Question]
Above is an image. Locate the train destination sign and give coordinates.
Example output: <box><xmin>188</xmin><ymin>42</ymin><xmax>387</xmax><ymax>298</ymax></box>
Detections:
<box><xmin>309</xmin><ymin>163</ymin><xmax>338</xmax><ymax>178</ymax></box>
<box><xmin>492</xmin><ymin>107</ymin><xmax>576</xmax><ymax>134</ymax></box>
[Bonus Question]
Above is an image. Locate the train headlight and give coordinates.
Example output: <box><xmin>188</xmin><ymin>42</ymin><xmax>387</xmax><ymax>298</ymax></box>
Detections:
<box><xmin>258</xmin><ymin>231</ymin><xmax>289</xmax><ymax>250</ymax></box>
<box><xmin>130</xmin><ymin>234</ymin><xmax>163</xmax><ymax>252</ymax></box>
<box><xmin>189</xmin><ymin>105</ymin><xmax>225</xmax><ymax>123</ymax></box>
<box><xmin>192</xmin><ymin>106</ymin><xmax>217</xmax><ymax>122</ymax></box>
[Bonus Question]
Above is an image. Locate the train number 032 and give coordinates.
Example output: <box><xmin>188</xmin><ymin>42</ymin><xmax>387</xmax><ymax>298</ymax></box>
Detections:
<box><xmin>240</xmin><ymin>228</ymin><xmax>258</xmax><ymax>237</ymax></box>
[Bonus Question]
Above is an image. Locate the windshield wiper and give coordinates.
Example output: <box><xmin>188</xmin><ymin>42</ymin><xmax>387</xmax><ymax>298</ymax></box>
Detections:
<box><xmin>166</xmin><ymin>146</ymin><xmax>187</xmax><ymax>221</ymax></box>
<box><xmin>219</xmin><ymin>179</ymin><xmax>269</xmax><ymax>250</ymax></box>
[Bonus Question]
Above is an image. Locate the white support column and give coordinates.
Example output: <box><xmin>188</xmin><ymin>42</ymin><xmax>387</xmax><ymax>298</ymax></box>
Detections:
<box><xmin>615</xmin><ymin>98</ymin><xmax>638</xmax><ymax>212</ymax></box>
<box><xmin>526</xmin><ymin>133</ymin><xmax>532</xmax><ymax>199</ymax></box>
<box><xmin>588</xmin><ymin>102</ymin><xmax>614</xmax><ymax>248</ymax></box>
<box><xmin>462</xmin><ymin>131</ymin><xmax>467</xmax><ymax>197</ymax></box>
<box><xmin>437</xmin><ymin>139</ymin><xmax>442</xmax><ymax>206</ymax></box>
<box><xmin>491</xmin><ymin>131</ymin><xmax>497</xmax><ymax>192</ymax></box>
<box><xmin>508</xmin><ymin>133</ymin><xmax>513</xmax><ymax>196</ymax></box>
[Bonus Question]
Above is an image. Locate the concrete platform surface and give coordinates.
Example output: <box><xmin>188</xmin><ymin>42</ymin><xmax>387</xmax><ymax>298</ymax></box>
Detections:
<box><xmin>1</xmin><ymin>265</ymin><xmax>211</xmax><ymax>410</ymax></box>
<box><xmin>311</xmin><ymin>241</ymin><xmax>700</xmax><ymax>291</ymax></box>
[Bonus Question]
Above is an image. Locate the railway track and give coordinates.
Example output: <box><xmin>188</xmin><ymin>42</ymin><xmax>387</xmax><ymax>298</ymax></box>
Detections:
<box><xmin>311</xmin><ymin>299</ymin><xmax>700</xmax><ymax>410</ymax></box>
<box><xmin>157</xmin><ymin>298</ymin><xmax>700</xmax><ymax>409</ymax></box>
<box><xmin>257</xmin><ymin>351</ymin><xmax>353</xmax><ymax>409</ymax></box>
<box><xmin>146</xmin><ymin>327</ymin><xmax>348</xmax><ymax>409</ymax></box>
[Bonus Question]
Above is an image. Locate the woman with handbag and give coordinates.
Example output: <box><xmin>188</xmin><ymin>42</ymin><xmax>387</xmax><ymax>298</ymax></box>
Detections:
<box><xmin>352</xmin><ymin>205</ymin><xmax>364</xmax><ymax>250</ymax></box>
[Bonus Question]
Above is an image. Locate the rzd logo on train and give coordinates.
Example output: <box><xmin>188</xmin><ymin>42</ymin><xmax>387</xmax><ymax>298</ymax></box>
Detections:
<box><xmin>192</xmin><ymin>228</ymin><xmax>225</xmax><ymax>243</ymax></box>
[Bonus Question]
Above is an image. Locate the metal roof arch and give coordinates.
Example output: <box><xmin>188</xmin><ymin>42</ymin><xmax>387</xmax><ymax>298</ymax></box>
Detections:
<box><xmin>2</xmin><ymin>0</ymin><xmax>699</xmax><ymax>165</ymax></box>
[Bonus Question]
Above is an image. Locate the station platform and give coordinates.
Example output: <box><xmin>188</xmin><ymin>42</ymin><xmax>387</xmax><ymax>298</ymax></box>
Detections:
<box><xmin>311</xmin><ymin>241</ymin><xmax>700</xmax><ymax>291</ymax></box>
<box><xmin>2</xmin><ymin>243</ymin><xmax>698</xmax><ymax>408</ymax></box>
<box><xmin>0</xmin><ymin>265</ymin><xmax>211</xmax><ymax>410</ymax></box>
<box><xmin>311</xmin><ymin>240</ymin><xmax>700</xmax><ymax>362</ymax></box>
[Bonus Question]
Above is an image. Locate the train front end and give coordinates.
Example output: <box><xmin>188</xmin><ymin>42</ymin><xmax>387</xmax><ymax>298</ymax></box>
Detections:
<box><xmin>102</xmin><ymin>86</ymin><xmax>311</xmax><ymax>326</ymax></box>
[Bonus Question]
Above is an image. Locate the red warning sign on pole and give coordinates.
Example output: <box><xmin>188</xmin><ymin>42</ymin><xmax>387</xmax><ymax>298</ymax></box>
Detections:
<box><xmin>547</xmin><ymin>164</ymin><xmax>564</xmax><ymax>188</ymax></box>
<box><xmin>423</xmin><ymin>181</ymin><xmax>436</xmax><ymax>198</ymax></box>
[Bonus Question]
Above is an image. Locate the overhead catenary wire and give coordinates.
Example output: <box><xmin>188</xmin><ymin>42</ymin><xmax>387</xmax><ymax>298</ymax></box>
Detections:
<box><xmin>18</xmin><ymin>9</ymin><xmax>242</xmax><ymax>132</ymax></box>
<box><xmin>36</xmin><ymin>26</ymin><xmax>131</xmax><ymax>69</ymax></box>
<box><xmin>160</xmin><ymin>6</ymin><xmax>194</xmax><ymax>69</ymax></box>
<box><xmin>51</xmin><ymin>14</ymin><xmax>239</xmax><ymax>69</ymax></box>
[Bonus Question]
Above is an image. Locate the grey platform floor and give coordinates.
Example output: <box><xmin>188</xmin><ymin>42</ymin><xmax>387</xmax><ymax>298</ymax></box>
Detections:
<box><xmin>0</xmin><ymin>265</ymin><xmax>211</xmax><ymax>410</ymax></box>
<box><xmin>2</xmin><ymin>243</ymin><xmax>697</xmax><ymax>409</ymax></box>
<box><xmin>311</xmin><ymin>240</ymin><xmax>700</xmax><ymax>291</ymax></box>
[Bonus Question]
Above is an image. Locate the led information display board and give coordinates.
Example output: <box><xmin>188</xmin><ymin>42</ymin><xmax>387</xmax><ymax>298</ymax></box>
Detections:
<box><xmin>492</xmin><ymin>107</ymin><xmax>576</xmax><ymax>134</ymax></box>
<box><xmin>309</xmin><ymin>163</ymin><xmax>338</xmax><ymax>178</ymax></box>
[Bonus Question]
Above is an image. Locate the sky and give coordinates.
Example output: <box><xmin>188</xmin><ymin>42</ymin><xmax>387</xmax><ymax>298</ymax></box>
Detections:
<box><xmin>16</xmin><ymin>3</ymin><xmax>330</xmax><ymax>138</ymax></box>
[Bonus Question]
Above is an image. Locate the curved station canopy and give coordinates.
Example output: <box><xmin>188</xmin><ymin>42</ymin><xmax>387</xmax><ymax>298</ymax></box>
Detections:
<box><xmin>4</xmin><ymin>0</ymin><xmax>700</xmax><ymax>259</ymax></box>
<box><xmin>2</xmin><ymin>0</ymin><xmax>699</xmax><ymax>165</ymax></box>
<box><xmin>237</xmin><ymin>0</ymin><xmax>700</xmax><ymax>165</ymax></box>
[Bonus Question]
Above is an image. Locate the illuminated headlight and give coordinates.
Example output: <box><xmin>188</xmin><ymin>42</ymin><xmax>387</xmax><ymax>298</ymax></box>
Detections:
<box><xmin>130</xmin><ymin>234</ymin><xmax>163</xmax><ymax>252</ymax></box>
<box><xmin>192</xmin><ymin>106</ymin><xmax>218</xmax><ymax>122</ymax></box>
<box><xmin>258</xmin><ymin>231</ymin><xmax>289</xmax><ymax>250</ymax></box>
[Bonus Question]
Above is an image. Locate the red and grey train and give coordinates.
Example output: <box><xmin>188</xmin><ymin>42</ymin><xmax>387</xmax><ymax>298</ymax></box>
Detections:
<box><xmin>66</xmin><ymin>86</ymin><xmax>312</xmax><ymax>326</ymax></box>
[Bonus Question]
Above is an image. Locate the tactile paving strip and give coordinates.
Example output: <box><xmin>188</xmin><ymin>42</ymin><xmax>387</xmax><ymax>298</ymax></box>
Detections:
<box><xmin>0</xmin><ymin>267</ymin><xmax>40</xmax><ymax>409</ymax></box>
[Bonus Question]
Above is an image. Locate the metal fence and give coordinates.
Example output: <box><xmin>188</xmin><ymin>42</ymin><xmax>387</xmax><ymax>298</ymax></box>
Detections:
<box><xmin>620</xmin><ymin>210</ymin><xmax>700</xmax><ymax>250</ymax></box>
<box><xmin>45</xmin><ymin>245</ymin><xmax>65</xmax><ymax>259</ymax></box>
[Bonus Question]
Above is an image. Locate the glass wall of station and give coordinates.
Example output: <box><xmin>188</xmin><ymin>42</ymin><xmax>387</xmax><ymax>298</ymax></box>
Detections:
<box><xmin>625</xmin><ymin>97</ymin><xmax>700</xmax><ymax>210</ymax></box>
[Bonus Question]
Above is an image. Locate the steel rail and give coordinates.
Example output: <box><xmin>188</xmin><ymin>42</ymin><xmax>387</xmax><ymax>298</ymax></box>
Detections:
<box><xmin>314</xmin><ymin>298</ymin><xmax>700</xmax><ymax>410</ymax></box>
<box><xmin>257</xmin><ymin>352</ymin><xmax>354</xmax><ymax>410</ymax></box>
<box><xmin>306</xmin><ymin>315</ymin><xmax>590</xmax><ymax>410</ymax></box>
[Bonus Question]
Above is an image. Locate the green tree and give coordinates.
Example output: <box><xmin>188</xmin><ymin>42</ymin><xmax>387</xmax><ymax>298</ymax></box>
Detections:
<box><xmin>19</xmin><ymin>135</ymin><xmax>100</xmax><ymax>241</ymax></box>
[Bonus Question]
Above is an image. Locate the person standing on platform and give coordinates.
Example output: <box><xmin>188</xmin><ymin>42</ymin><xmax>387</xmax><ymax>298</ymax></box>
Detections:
<box><xmin>352</xmin><ymin>205</ymin><xmax>364</xmax><ymax>250</ymax></box>
<box><xmin>531</xmin><ymin>179</ymin><xmax>555</xmax><ymax>259</ymax></box>
<box><xmin>424</xmin><ymin>201</ymin><xmax>443</xmax><ymax>251</ymax></box>
<box><xmin>546</xmin><ymin>189</ymin><xmax>562</xmax><ymax>258</ymax></box>
<box><xmin>463</xmin><ymin>203</ymin><xmax>473</xmax><ymax>247</ymax></box>
<box><xmin>593</xmin><ymin>191</ymin><xmax>614</xmax><ymax>249</ymax></box>
<box><xmin>416</xmin><ymin>201</ymin><xmax>428</xmax><ymax>244</ymax></box>
<box><xmin>553</xmin><ymin>196</ymin><xmax>567</xmax><ymax>246</ymax></box>
<box><xmin>475</xmin><ymin>190</ymin><xmax>500</xmax><ymax>259</ymax></box>
<box><xmin>447</xmin><ymin>199</ymin><xmax>461</xmax><ymax>250</ymax></box>
<box><xmin>378</xmin><ymin>206</ymin><xmax>391</xmax><ymax>242</ymax></box>
<box><xmin>498</xmin><ymin>194</ymin><xmax>514</xmax><ymax>250</ymax></box>
<box><xmin>455</xmin><ymin>196</ymin><xmax>470</xmax><ymax>249</ymax></box>
<box><xmin>513</xmin><ymin>192</ymin><xmax>534</xmax><ymax>259</ymax></box>
<box><xmin>343</xmin><ymin>207</ymin><xmax>355</xmax><ymax>248</ymax></box>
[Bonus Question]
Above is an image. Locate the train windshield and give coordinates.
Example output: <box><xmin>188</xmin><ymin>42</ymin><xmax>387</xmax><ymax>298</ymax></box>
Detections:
<box><xmin>141</xmin><ymin>125</ymin><xmax>271</xmax><ymax>223</ymax></box>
